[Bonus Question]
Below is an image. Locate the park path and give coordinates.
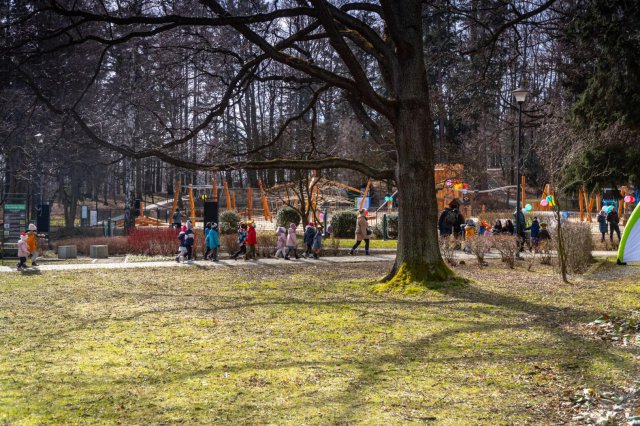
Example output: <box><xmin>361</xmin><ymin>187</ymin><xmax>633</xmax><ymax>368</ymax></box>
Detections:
<box><xmin>0</xmin><ymin>250</ymin><xmax>620</xmax><ymax>274</ymax></box>
<box><xmin>0</xmin><ymin>254</ymin><xmax>398</xmax><ymax>273</ymax></box>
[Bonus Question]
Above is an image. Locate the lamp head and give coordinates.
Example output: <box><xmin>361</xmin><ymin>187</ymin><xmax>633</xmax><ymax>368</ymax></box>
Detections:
<box><xmin>512</xmin><ymin>86</ymin><xmax>529</xmax><ymax>104</ymax></box>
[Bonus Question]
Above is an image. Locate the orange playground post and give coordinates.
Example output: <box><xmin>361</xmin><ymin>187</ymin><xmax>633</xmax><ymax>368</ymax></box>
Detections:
<box><xmin>223</xmin><ymin>181</ymin><xmax>231</xmax><ymax>209</ymax></box>
<box><xmin>247</xmin><ymin>188</ymin><xmax>253</xmax><ymax>220</ymax></box>
<box><xmin>358</xmin><ymin>179</ymin><xmax>371</xmax><ymax>211</ymax></box>
<box><xmin>188</xmin><ymin>184</ymin><xmax>196</xmax><ymax>225</ymax></box>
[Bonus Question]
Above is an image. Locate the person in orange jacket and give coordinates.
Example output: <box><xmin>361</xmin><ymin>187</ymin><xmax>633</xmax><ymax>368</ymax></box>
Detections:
<box><xmin>26</xmin><ymin>223</ymin><xmax>38</xmax><ymax>266</ymax></box>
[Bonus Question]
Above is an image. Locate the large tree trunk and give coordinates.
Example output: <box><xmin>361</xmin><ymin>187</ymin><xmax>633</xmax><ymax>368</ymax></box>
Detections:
<box><xmin>387</xmin><ymin>107</ymin><xmax>455</xmax><ymax>284</ymax></box>
<box><xmin>384</xmin><ymin>0</ymin><xmax>456</xmax><ymax>285</ymax></box>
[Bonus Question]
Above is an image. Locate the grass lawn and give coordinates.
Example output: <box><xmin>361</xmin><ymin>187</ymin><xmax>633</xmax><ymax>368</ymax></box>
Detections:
<box><xmin>1</xmin><ymin>260</ymin><xmax>639</xmax><ymax>424</ymax></box>
<box><xmin>334</xmin><ymin>238</ymin><xmax>398</xmax><ymax>249</ymax></box>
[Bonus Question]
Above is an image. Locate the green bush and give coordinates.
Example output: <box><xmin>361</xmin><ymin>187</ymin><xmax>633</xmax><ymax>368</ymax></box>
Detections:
<box><xmin>330</xmin><ymin>210</ymin><xmax>358</xmax><ymax>238</ymax></box>
<box><xmin>219</xmin><ymin>210</ymin><xmax>241</xmax><ymax>235</ymax></box>
<box><xmin>276</xmin><ymin>207</ymin><xmax>302</xmax><ymax>228</ymax></box>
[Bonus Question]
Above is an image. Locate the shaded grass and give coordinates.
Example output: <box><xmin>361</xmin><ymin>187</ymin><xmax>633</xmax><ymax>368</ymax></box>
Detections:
<box><xmin>0</xmin><ymin>261</ymin><xmax>638</xmax><ymax>424</ymax></box>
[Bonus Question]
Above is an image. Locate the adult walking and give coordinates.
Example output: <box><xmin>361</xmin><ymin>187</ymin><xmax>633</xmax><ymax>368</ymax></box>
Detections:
<box><xmin>438</xmin><ymin>199</ymin><xmax>465</xmax><ymax>238</ymax></box>
<box><xmin>597</xmin><ymin>209</ymin><xmax>608</xmax><ymax>242</ymax></box>
<box><xmin>514</xmin><ymin>209</ymin><xmax>526</xmax><ymax>253</ymax></box>
<box><xmin>349</xmin><ymin>209</ymin><xmax>370</xmax><ymax>255</ymax></box>
<box><xmin>607</xmin><ymin>206</ymin><xmax>621</xmax><ymax>243</ymax></box>
<box><xmin>172</xmin><ymin>208</ymin><xmax>182</xmax><ymax>229</ymax></box>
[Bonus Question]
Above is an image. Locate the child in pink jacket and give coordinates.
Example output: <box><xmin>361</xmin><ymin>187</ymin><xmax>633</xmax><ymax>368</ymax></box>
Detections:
<box><xmin>275</xmin><ymin>226</ymin><xmax>287</xmax><ymax>258</ymax></box>
<box><xmin>17</xmin><ymin>233</ymin><xmax>29</xmax><ymax>271</ymax></box>
<box><xmin>284</xmin><ymin>223</ymin><xmax>300</xmax><ymax>260</ymax></box>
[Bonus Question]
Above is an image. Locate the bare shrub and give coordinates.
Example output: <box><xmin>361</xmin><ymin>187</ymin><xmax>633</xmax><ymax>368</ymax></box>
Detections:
<box><xmin>491</xmin><ymin>235</ymin><xmax>519</xmax><ymax>268</ymax></box>
<box><xmin>257</xmin><ymin>234</ymin><xmax>277</xmax><ymax>257</ymax></box>
<box><xmin>558</xmin><ymin>222</ymin><xmax>593</xmax><ymax>273</ymax></box>
<box><xmin>439</xmin><ymin>236</ymin><xmax>457</xmax><ymax>265</ymax></box>
<box><xmin>127</xmin><ymin>228</ymin><xmax>179</xmax><ymax>256</ymax></box>
<box><xmin>221</xmin><ymin>233</ymin><xmax>239</xmax><ymax>256</ymax></box>
<box><xmin>540</xmin><ymin>237</ymin><xmax>554</xmax><ymax>265</ymax></box>
<box><xmin>467</xmin><ymin>236</ymin><xmax>492</xmax><ymax>267</ymax></box>
<box><xmin>325</xmin><ymin>237</ymin><xmax>341</xmax><ymax>256</ymax></box>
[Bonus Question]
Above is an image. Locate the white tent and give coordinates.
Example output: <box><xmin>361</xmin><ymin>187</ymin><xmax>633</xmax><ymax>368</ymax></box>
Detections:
<box><xmin>618</xmin><ymin>203</ymin><xmax>640</xmax><ymax>263</ymax></box>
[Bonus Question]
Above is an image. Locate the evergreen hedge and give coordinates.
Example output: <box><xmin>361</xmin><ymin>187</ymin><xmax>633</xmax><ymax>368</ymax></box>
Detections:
<box><xmin>330</xmin><ymin>210</ymin><xmax>358</xmax><ymax>238</ymax></box>
<box><xmin>276</xmin><ymin>207</ymin><xmax>302</xmax><ymax>228</ymax></box>
<box><xmin>219</xmin><ymin>210</ymin><xmax>242</xmax><ymax>234</ymax></box>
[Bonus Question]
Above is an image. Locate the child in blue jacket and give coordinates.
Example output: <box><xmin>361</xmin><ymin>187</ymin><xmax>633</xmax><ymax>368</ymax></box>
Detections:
<box><xmin>205</xmin><ymin>223</ymin><xmax>220</xmax><ymax>261</ymax></box>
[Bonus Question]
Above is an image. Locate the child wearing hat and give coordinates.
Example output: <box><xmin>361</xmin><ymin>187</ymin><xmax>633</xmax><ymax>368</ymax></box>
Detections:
<box><xmin>275</xmin><ymin>226</ymin><xmax>287</xmax><ymax>258</ymax></box>
<box><xmin>176</xmin><ymin>225</ymin><xmax>187</xmax><ymax>262</ymax></box>
<box><xmin>205</xmin><ymin>223</ymin><xmax>220</xmax><ymax>261</ymax></box>
<box><xmin>537</xmin><ymin>222</ymin><xmax>551</xmax><ymax>252</ymax></box>
<box><xmin>303</xmin><ymin>222</ymin><xmax>317</xmax><ymax>258</ymax></box>
<box><xmin>244</xmin><ymin>220</ymin><xmax>257</xmax><ymax>260</ymax></box>
<box><xmin>17</xmin><ymin>233</ymin><xmax>29</xmax><ymax>271</ymax></box>
<box><xmin>284</xmin><ymin>223</ymin><xmax>300</xmax><ymax>260</ymax></box>
<box><xmin>231</xmin><ymin>223</ymin><xmax>248</xmax><ymax>260</ymax></box>
<box><xmin>184</xmin><ymin>221</ymin><xmax>195</xmax><ymax>263</ymax></box>
<box><xmin>26</xmin><ymin>223</ymin><xmax>38</xmax><ymax>266</ymax></box>
<box><xmin>463</xmin><ymin>219</ymin><xmax>476</xmax><ymax>254</ymax></box>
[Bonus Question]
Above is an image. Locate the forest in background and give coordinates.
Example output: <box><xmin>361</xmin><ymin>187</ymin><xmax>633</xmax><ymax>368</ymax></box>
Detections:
<box><xmin>2</xmin><ymin>0</ymin><xmax>639</xmax><ymax>228</ymax></box>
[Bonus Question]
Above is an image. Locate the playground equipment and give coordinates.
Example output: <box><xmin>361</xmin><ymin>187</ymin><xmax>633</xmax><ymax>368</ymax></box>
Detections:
<box><xmin>618</xmin><ymin>202</ymin><xmax>640</xmax><ymax>263</ymax></box>
<box><xmin>577</xmin><ymin>186</ymin><xmax>636</xmax><ymax>222</ymax></box>
<box><xmin>257</xmin><ymin>178</ymin><xmax>273</xmax><ymax>222</ymax></box>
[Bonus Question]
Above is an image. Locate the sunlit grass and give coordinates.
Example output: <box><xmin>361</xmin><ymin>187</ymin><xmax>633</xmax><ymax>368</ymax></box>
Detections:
<box><xmin>0</xmin><ymin>261</ymin><xmax>637</xmax><ymax>424</ymax></box>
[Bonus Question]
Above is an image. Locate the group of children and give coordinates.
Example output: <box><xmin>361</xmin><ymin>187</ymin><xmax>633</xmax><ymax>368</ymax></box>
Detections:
<box><xmin>462</xmin><ymin>216</ymin><xmax>552</xmax><ymax>254</ymax></box>
<box><xmin>176</xmin><ymin>220</ymin><xmax>327</xmax><ymax>262</ymax></box>
<box><xmin>16</xmin><ymin>224</ymin><xmax>39</xmax><ymax>271</ymax></box>
<box><xmin>232</xmin><ymin>221</ymin><xmax>324</xmax><ymax>261</ymax></box>
<box><xmin>274</xmin><ymin>222</ymin><xmax>324</xmax><ymax>260</ymax></box>
<box><xmin>176</xmin><ymin>220</ymin><xmax>222</xmax><ymax>263</ymax></box>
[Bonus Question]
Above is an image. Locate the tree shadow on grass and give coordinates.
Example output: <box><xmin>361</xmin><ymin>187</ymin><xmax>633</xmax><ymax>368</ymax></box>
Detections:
<box><xmin>325</xmin><ymin>282</ymin><xmax>639</xmax><ymax>423</ymax></box>
<box><xmin>4</xmin><ymin>271</ymin><xmax>639</xmax><ymax>423</ymax></box>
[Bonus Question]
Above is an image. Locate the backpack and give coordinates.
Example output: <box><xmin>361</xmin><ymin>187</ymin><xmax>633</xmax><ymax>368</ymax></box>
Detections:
<box><xmin>444</xmin><ymin>209</ymin><xmax>458</xmax><ymax>227</ymax></box>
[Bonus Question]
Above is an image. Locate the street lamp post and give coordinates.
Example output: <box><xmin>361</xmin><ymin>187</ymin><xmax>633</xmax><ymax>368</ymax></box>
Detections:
<box><xmin>33</xmin><ymin>133</ymin><xmax>44</xmax><ymax>223</ymax></box>
<box><xmin>512</xmin><ymin>86</ymin><xmax>529</xmax><ymax>239</ymax></box>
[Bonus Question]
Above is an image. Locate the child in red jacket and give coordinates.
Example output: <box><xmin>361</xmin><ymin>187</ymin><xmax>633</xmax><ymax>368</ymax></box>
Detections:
<box><xmin>244</xmin><ymin>221</ymin><xmax>257</xmax><ymax>260</ymax></box>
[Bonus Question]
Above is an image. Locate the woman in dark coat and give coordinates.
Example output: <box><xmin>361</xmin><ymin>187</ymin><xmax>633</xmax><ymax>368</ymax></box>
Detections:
<box><xmin>597</xmin><ymin>210</ymin><xmax>608</xmax><ymax>242</ymax></box>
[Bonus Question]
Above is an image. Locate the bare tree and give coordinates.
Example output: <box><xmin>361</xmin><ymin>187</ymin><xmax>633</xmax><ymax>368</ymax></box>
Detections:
<box><xmin>4</xmin><ymin>0</ymin><xmax>556</xmax><ymax>284</ymax></box>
